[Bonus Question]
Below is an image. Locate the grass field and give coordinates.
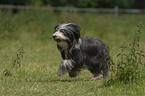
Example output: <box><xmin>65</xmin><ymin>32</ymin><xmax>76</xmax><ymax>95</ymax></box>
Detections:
<box><xmin>0</xmin><ymin>9</ymin><xmax>145</xmax><ymax>96</ymax></box>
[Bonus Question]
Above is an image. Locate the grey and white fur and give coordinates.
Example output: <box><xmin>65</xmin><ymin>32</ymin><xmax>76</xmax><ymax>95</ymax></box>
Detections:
<box><xmin>53</xmin><ymin>23</ymin><xmax>110</xmax><ymax>79</ymax></box>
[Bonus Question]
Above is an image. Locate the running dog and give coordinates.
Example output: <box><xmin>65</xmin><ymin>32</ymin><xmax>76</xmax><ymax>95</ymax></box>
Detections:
<box><xmin>53</xmin><ymin>23</ymin><xmax>110</xmax><ymax>80</ymax></box>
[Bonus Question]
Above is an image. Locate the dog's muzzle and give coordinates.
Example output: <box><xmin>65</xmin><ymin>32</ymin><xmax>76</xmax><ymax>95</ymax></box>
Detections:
<box><xmin>53</xmin><ymin>35</ymin><xmax>62</xmax><ymax>43</ymax></box>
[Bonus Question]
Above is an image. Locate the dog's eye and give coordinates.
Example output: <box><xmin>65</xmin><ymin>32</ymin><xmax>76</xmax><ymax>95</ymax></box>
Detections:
<box><xmin>59</xmin><ymin>29</ymin><xmax>69</xmax><ymax>37</ymax></box>
<box><xmin>55</xmin><ymin>28</ymin><xmax>59</xmax><ymax>32</ymax></box>
<box><xmin>60</xmin><ymin>29</ymin><xmax>67</xmax><ymax>33</ymax></box>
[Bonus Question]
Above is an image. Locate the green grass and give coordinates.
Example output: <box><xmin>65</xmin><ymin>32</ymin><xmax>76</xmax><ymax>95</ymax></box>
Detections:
<box><xmin>0</xmin><ymin>9</ymin><xmax>145</xmax><ymax>96</ymax></box>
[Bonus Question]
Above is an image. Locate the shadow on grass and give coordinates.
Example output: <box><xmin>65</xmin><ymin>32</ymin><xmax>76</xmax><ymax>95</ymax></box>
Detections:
<box><xmin>25</xmin><ymin>78</ymin><xmax>100</xmax><ymax>83</ymax></box>
<box><xmin>50</xmin><ymin>79</ymin><xmax>89</xmax><ymax>82</ymax></box>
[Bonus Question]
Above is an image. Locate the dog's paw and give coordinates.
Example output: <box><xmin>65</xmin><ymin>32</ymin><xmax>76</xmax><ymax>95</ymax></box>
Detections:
<box><xmin>57</xmin><ymin>60</ymin><xmax>74</xmax><ymax>76</ymax></box>
<box><xmin>89</xmin><ymin>74</ymin><xmax>103</xmax><ymax>80</ymax></box>
<box><xmin>57</xmin><ymin>67</ymin><xmax>67</xmax><ymax>76</ymax></box>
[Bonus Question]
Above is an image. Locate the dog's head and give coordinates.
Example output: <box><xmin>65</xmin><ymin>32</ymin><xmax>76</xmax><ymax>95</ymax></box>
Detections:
<box><xmin>53</xmin><ymin>23</ymin><xmax>80</xmax><ymax>48</ymax></box>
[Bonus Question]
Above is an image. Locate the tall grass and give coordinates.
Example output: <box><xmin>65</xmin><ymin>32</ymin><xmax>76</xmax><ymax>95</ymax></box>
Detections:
<box><xmin>104</xmin><ymin>22</ymin><xmax>145</xmax><ymax>86</ymax></box>
<box><xmin>3</xmin><ymin>47</ymin><xmax>24</xmax><ymax>76</ymax></box>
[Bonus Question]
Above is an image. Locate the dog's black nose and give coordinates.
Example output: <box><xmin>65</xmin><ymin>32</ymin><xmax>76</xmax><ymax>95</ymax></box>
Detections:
<box><xmin>53</xmin><ymin>35</ymin><xmax>57</xmax><ymax>39</ymax></box>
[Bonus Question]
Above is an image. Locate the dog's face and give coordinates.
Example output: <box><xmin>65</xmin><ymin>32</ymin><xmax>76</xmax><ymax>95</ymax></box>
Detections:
<box><xmin>53</xmin><ymin>23</ymin><xmax>80</xmax><ymax>48</ymax></box>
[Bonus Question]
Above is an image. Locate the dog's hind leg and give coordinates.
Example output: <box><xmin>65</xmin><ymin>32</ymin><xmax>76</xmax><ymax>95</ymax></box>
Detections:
<box><xmin>88</xmin><ymin>66</ymin><xmax>103</xmax><ymax>80</ymax></box>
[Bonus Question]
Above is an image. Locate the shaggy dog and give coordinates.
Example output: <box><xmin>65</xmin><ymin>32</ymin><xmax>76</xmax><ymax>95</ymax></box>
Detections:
<box><xmin>53</xmin><ymin>23</ymin><xmax>110</xmax><ymax>80</ymax></box>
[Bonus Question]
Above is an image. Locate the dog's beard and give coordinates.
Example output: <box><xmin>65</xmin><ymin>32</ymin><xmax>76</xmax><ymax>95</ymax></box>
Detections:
<box><xmin>57</xmin><ymin>41</ymin><xmax>68</xmax><ymax>49</ymax></box>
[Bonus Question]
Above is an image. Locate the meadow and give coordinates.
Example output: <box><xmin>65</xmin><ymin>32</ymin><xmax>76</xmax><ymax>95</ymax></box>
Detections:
<box><xmin>0</xmin><ymin>9</ymin><xmax>145</xmax><ymax>96</ymax></box>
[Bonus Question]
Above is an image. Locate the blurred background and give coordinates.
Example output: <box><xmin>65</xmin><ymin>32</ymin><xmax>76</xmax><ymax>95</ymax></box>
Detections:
<box><xmin>0</xmin><ymin>0</ymin><xmax>145</xmax><ymax>9</ymax></box>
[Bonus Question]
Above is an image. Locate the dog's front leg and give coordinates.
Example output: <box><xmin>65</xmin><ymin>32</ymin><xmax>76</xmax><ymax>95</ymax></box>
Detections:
<box><xmin>57</xmin><ymin>60</ymin><xmax>74</xmax><ymax>76</ymax></box>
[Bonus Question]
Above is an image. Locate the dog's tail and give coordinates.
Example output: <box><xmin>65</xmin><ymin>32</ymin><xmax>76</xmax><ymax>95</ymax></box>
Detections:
<box><xmin>57</xmin><ymin>60</ymin><xmax>74</xmax><ymax>76</ymax></box>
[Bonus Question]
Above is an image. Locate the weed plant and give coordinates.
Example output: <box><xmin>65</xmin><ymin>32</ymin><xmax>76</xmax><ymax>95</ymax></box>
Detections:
<box><xmin>104</xmin><ymin>22</ymin><xmax>145</xmax><ymax>86</ymax></box>
<box><xmin>13</xmin><ymin>47</ymin><xmax>24</xmax><ymax>69</ymax></box>
<box><xmin>3</xmin><ymin>47</ymin><xmax>24</xmax><ymax>76</ymax></box>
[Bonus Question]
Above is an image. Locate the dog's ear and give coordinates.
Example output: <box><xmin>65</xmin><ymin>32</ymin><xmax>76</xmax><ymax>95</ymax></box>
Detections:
<box><xmin>68</xmin><ymin>23</ymin><xmax>81</xmax><ymax>40</ymax></box>
<box><xmin>68</xmin><ymin>23</ymin><xmax>80</xmax><ymax>33</ymax></box>
<box><xmin>57</xmin><ymin>45</ymin><xmax>66</xmax><ymax>59</ymax></box>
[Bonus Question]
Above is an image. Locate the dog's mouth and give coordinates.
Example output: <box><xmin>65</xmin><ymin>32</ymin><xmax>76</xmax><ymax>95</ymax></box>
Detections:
<box><xmin>54</xmin><ymin>39</ymin><xmax>62</xmax><ymax>43</ymax></box>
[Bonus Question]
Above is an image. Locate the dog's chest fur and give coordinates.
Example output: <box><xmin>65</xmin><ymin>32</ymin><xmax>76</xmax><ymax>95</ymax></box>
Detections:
<box><xmin>57</xmin><ymin>40</ymin><xmax>68</xmax><ymax>49</ymax></box>
<box><xmin>57</xmin><ymin>41</ymin><xmax>68</xmax><ymax>59</ymax></box>
<box><xmin>58</xmin><ymin>39</ymin><xmax>82</xmax><ymax>60</ymax></box>
<box><xmin>63</xmin><ymin>49</ymin><xmax>68</xmax><ymax>59</ymax></box>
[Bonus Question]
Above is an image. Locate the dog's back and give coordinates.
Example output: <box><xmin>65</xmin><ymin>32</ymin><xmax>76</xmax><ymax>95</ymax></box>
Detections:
<box><xmin>80</xmin><ymin>36</ymin><xmax>109</xmax><ymax>57</ymax></box>
<box><xmin>80</xmin><ymin>36</ymin><xmax>110</xmax><ymax>78</ymax></box>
